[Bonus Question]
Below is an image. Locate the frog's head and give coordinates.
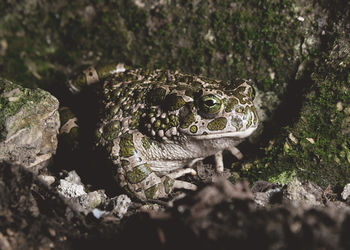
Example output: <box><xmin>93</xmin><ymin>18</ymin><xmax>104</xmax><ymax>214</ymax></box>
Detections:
<box><xmin>177</xmin><ymin>80</ymin><xmax>258</xmax><ymax>140</ymax></box>
<box><xmin>143</xmin><ymin>76</ymin><xmax>258</xmax><ymax>141</ymax></box>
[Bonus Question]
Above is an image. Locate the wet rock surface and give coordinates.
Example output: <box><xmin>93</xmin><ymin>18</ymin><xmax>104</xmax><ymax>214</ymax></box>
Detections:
<box><xmin>0</xmin><ymin>78</ymin><xmax>60</xmax><ymax>171</ymax></box>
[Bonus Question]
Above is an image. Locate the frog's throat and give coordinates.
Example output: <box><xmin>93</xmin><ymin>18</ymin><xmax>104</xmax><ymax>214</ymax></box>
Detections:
<box><xmin>189</xmin><ymin>127</ymin><xmax>257</xmax><ymax>140</ymax></box>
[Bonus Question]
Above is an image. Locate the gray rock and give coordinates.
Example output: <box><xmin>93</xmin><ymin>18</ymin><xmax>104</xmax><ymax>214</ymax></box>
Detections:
<box><xmin>57</xmin><ymin>179</ymin><xmax>86</xmax><ymax>198</ymax></box>
<box><xmin>78</xmin><ymin>190</ymin><xmax>107</xmax><ymax>210</ymax></box>
<box><xmin>0</xmin><ymin>78</ymin><xmax>60</xmax><ymax>171</ymax></box>
<box><xmin>111</xmin><ymin>194</ymin><xmax>131</xmax><ymax>218</ymax></box>
<box><xmin>282</xmin><ymin>179</ymin><xmax>322</xmax><ymax>207</ymax></box>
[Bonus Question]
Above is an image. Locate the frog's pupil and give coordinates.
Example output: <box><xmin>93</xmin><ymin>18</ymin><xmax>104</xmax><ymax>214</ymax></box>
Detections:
<box><xmin>89</xmin><ymin>72</ymin><xmax>93</xmax><ymax>76</ymax></box>
<box><xmin>205</xmin><ymin>99</ymin><xmax>216</xmax><ymax>106</ymax></box>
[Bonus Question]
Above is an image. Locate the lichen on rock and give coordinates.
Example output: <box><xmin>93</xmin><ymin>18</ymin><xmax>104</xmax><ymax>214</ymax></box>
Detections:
<box><xmin>0</xmin><ymin>78</ymin><xmax>60</xmax><ymax>171</ymax></box>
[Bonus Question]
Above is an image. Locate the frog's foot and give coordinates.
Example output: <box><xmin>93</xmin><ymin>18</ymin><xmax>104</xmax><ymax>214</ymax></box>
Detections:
<box><xmin>168</xmin><ymin>168</ymin><xmax>197</xmax><ymax>191</ymax></box>
<box><xmin>229</xmin><ymin>146</ymin><xmax>243</xmax><ymax>160</ymax></box>
<box><xmin>173</xmin><ymin>180</ymin><xmax>197</xmax><ymax>190</ymax></box>
<box><xmin>187</xmin><ymin>157</ymin><xmax>204</xmax><ymax>168</ymax></box>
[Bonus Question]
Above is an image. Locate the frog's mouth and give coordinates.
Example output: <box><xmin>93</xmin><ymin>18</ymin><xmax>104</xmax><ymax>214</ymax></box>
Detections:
<box><xmin>190</xmin><ymin>126</ymin><xmax>257</xmax><ymax>140</ymax></box>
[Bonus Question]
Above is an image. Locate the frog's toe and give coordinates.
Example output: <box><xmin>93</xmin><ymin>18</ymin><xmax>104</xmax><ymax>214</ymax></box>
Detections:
<box><xmin>173</xmin><ymin>180</ymin><xmax>197</xmax><ymax>191</ymax></box>
<box><xmin>167</xmin><ymin>168</ymin><xmax>197</xmax><ymax>179</ymax></box>
<box><xmin>215</xmin><ymin>151</ymin><xmax>224</xmax><ymax>173</ymax></box>
<box><xmin>229</xmin><ymin>146</ymin><xmax>243</xmax><ymax>160</ymax></box>
<box><xmin>188</xmin><ymin>157</ymin><xmax>204</xmax><ymax>168</ymax></box>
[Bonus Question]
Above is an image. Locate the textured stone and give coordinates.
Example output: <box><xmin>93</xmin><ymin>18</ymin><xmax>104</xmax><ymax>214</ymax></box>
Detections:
<box><xmin>0</xmin><ymin>78</ymin><xmax>60</xmax><ymax>171</ymax></box>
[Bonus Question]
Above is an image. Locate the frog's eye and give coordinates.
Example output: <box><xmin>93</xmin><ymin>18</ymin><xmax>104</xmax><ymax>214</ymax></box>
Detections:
<box><xmin>198</xmin><ymin>95</ymin><xmax>223</xmax><ymax>115</ymax></box>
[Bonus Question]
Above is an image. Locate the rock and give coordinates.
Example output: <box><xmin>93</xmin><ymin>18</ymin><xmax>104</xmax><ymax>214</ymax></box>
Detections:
<box><xmin>57</xmin><ymin>171</ymin><xmax>107</xmax><ymax>213</ymax></box>
<box><xmin>57</xmin><ymin>171</ymin><xmax>86</xmax><ymax>198</ymax></box>
<box><xmin>282</xmin><ymin>179</ymin><xmax>322</xmax><ymax>206</ymax></box>
<box><xmin>341</xmin><ymin>183</ymin><xmax>350</xmax><ymax>201</ymax></box>
<box><xmin>0</xmin><ymin>78</ymin><xmax>60</xmax><ymax>171</ymax></box>
<box><xmin>78</xmin><ymin>190</ymin><xmax>106</xmax><ymax>210</ymax></box>
<box><xmin>38</xmin><ymin>174</ymin><xmax>55</xmax><ymax>186</ymax></box>
<box><xmin>57</xmin><ymin>179</ymin><xmax>86</xmax><ymax>199</ymax></box>
<box><xmin>254</xmin><ymin>188</ymin><xmax>282</xmax><ymax>207</ymax></box>
<box><xmin>110</xmin><ymin>194</ymin><xmax>132</xmax><ymax>218</ymax></box>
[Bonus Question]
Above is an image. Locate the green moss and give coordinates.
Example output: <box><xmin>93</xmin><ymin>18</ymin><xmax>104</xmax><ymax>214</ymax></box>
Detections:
<box><xmin>0</xmin><ymin>78</ymin><xmax>49</xmax><ymax>140</ymax></box>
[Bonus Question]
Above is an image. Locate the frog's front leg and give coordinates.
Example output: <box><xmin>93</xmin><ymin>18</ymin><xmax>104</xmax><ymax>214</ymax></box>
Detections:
<box><xmin>214</xmin><ymin>147</ymin><xmax>243</xmax><ymax>173</ymax></box>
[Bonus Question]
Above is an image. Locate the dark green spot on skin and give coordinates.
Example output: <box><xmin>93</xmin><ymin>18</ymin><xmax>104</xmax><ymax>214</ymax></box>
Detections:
<box><xmin>122</xmin><ymin>185</ymin><xmax>134</xmax><ymax>197</ymax></box>
<box><xmin>169</xmin><ymin>114</ymin><xmax>179</xmax><ymax>127</ymax></box>
<box><xmin>96</xmin><ymin>64</ymin><xmax>119</xmax><ymax>80</ymax></box>
<box><xmin>207</xmin><ymin>117</ymin><xmax>227</xmax><ymax>131</ymax></box>
<box><xmin>225</xmin><ymin>98</ymin><xmax>239</xmax><ymax>112</ymax></box>
<box><xmin>163</xmin><ymin>176</ymin><xmax>174</xmax><ymax>194</ymax></box>
<box><xmin>145</xmin><ymin>184</ymin><xmax>159</xmax><ymax>199</ymax></box>
<box><xmin>163</xmin><ymin>94</ymin><xmax>186</xmax><ymax>111</ymax></box>
<box><xmin>154</xmin><ymin>119</ymin><xmax>161</xmax><ymax>129</ymax></box>
<box><xmin>147</xmin><ymin>87</ymin><xmax>166</xmax><ymax>106</ymax></box>
<box><xmin>121</xmin><ymin>159</ymin><xmax>130</xmax><ymax>167</ymax></box>
<box><xmin>103</xmin><ymin>121</ymin><xmax>121</xmax><ymax>141</ymax></box>
<box><xmin>190</xmin><ymin>125</ymin><xmax>198</xmax><ymax>133</ymax></box>
<box><xmin>126</xmin><ymin>164</ymin><xmax>152</xmax><ymax>184</ymax></box>
<box><xmin>180</xmin><ymin>113</ymin><xmax>195</xmax><ymax>129</ymax></box>
<box><xmin>70</xmin><ymin>74</ymin><xmax>87</xmax><ymax>92</ymax></box>
<box><xmin>119</xmin><ymin>133</ymin><xmax>135</xmax><ymax>157</ymax></box>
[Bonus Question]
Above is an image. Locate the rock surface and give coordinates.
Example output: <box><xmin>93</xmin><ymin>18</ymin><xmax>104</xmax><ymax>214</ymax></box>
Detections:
<box><xmin>0</xmin><ymin>78</ymin><xmax>60</xmax><ymax>171</ymax></box>
<box><xmin>2</xmin><ymin>163</ymin><xmax>350</xmax><ymax>250</ymax></box>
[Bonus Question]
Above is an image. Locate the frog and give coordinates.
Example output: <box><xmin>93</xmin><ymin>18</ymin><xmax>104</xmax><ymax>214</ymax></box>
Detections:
<box><xmin>68</xmin><ymin>64</ymin><xmax>259</xmax><ymax>201</ymax></box>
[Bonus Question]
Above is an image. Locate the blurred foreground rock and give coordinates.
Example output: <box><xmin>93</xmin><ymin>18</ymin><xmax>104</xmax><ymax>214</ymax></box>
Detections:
<box><xmin>0</xmin><ymin>78</ymin><xmax>60</xmax><ymax>171</ymax></box>
<box><xmin>1</xmin><ymin>162</ymin><xmax>350</xmax><ymax>250</ymax></box>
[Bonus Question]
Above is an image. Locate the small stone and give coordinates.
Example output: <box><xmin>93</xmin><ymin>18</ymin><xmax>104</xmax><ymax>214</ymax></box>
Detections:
<box><xmin>306</xmin><ymin>138</ymin><xmax>315</xmax><ymax>144</ymax></box>
<box><xmin>79</xmin><ymin>191</ymin><xmax>106</xmax><ymax>210</ymax></box>
<box><xmin>341</xmin><ymin>183</ymin><xmax>350</xmax><ymax>200</ymax></box>
<box><xmin>297</xmin><ymin>16</ymin><xmax>305</xmax><ymax>22</ymax></box>
<box><xmin>65</xmin><ymin>171</ymin><xmax>83</xmax><ymax>185</ymax></box>
<box><xmin>288</xmin><ymin>133</ymin><xmax>298</xmax><ymax>144</ymax></box>
<box><xmin>336</xmin><ymin>102</ymin><xmax>343</xmax><ymax>111</ymax></box>
<box><xmin>38</xmin><ymin>175</ymin><xmax>55</xmax><ymax>186</ymax></box>
<box><xmin>57</xmin><ymin>180</ymin><xmax>86</xmax><ymax>198</ymax></box>
<box><xmin>111</xmin><ymin>194</ymin><xmax>131</xmax><ymax>218</ymax></box>
<box><xmin>283</xmin><ymin>141</ymin><xmax>290</xmax><ymax>152</ymax></box>
<box><xmin>344</xmin><ymin>107</ymin><xmax>350</xmax><ymax>115</ymax></box>
<box><xmin>92</xmin><ymin>208</ymin><xmax>108</xmax><ymax>219</ymax></box>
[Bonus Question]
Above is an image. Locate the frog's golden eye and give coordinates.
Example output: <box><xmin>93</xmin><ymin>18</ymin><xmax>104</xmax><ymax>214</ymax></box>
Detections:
<box><xmin>198</xmin><ymin>95</ymin><xmax>223</xmax><ymax>115</ymax></box>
